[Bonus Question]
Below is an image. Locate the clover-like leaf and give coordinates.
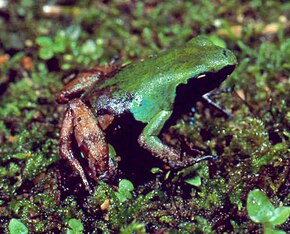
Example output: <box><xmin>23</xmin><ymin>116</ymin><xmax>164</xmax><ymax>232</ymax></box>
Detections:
<box><xmin>67</xmin><ymin>218</ymin><xmax>84</xmax><ymax>234</ymax></box>
<box><xmin>8</xmin><ymin>218</ymin><xmax>28</xmax><ymax>234</ymax></box>
<box><xmin>116</xmin><ymin>179</ymin><xmax>134</xmax><ymax>202</ymax></box>
<box><xmin>36</xmin><ymin>36</ymin><xmax>53</xmax><ymax>47</ymax></box>
<box><xmin>269</xmin><ymin>206</ymin><xmax>290</xmax><ymax>226</ymax></box>
<box><xmin>38</xmin><ymin>47</ymin><xmax>54</xmax><ymax>60</ymax></box>
<box><xmin>247</xmin><ymin>189</ymin><xmax>275</xmax><ymax>223</ymax></box>
<box><xmin>118</xmin><ymin>179</ymin><xmax>134</xmax><ymax>193</ymax></box>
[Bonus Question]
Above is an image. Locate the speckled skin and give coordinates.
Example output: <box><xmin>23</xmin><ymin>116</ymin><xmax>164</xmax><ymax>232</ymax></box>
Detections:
<box><xmin>56</xmin><ymin>36</ymin><xmax>237</xmax><ymax>192</ymax></box>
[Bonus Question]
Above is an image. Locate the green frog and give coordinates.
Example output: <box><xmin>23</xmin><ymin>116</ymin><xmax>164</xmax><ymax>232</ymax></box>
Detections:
<box><xmin>56</xmin><ymin>36</ymin><xmax>237</xmax><ymax>192</ymax></box>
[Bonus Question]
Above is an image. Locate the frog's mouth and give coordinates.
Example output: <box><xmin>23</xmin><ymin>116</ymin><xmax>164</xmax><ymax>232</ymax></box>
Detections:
<box><xmin>196</xmin><ymin>65</ymin><xmax>235</xmax><ymax>81</ymax></box>
<box><xmin>175</xmin><ymin>64</ymin><xmax>236</xmax><ymax>107</ymax></box>
<box><xmin>193</xmin><ymin>64</ymin><xmax>236</xmax><ymax>94</ymax></box>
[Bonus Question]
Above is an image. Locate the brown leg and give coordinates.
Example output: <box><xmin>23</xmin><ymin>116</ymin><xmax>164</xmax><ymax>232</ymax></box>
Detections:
<box><xmin>59</xmin><ymin>98</ymin><xmax>116</xmax><ymax>193</ymax></box>
<box><xmin>59</xmin><ymin>106</ymin><xmax>93</xmax><ymax>193</ymax></box>
<box><xmin>70</xmin><ymin>99</ymin><xmax>109</xmax><ymax>178</ymax></box>
<box><xmin>55</xmin><ymin>65</ymin><xmax>118</xmax><ymax>104</ymax></box>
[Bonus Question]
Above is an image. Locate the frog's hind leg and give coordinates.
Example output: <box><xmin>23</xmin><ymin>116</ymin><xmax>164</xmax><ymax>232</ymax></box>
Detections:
<box><xmin>59</xmin><ymin>98</ymin><xmax>112</xmax><ymax>193</ymax></box>
<box><xmin>59</xmin><ymin>104</ymin><xmax>93</xmax><ymax>193</ymax></box>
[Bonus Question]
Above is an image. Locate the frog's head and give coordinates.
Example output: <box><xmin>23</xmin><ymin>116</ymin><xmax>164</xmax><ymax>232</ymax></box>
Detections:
<box><xmin>184</xmin><ymin>36</ymin><xmax>236</xmax><ymax>75</ymax></box>
<box><xmin>166</xmin><ymin>36</ymin><xmax>238</xmax><ymax>105</ymax></box>
<box><xmin>172</xmin><ymin>36</ymin><xmax>237</xmax><ymax>94</ymax></box>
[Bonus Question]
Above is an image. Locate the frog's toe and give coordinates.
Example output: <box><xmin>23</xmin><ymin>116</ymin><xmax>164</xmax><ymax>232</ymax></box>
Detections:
<box><xmin>98</xmin><ymin>157</ymin><xmax>120</xmax><ymax>181</ymax></box>
<box><xmin>168</xmin><ymin>153</ymin><xmax>216</xmax><ymax>168</ymax></box>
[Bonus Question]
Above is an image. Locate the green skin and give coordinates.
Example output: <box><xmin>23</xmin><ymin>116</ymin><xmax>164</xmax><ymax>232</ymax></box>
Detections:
<box><xmin>90</xmin><ymin>36</ymin><xmax>237</xmax><ymax>122</ymax></box>
<box><xmin>87</xmin><ymin>36</ymin><xmax>236</xmax><ymax>162</ymax></box>
<box><xmin>57</xmin><ymin>36</ymin><xmax>237</xmax><ymax>192</ymax></box>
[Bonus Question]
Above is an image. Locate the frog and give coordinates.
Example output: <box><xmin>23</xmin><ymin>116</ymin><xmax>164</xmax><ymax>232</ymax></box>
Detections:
<box><xmin>55</xmin><ymin>36</ymin><xmax>237</xmax><ymax>193</ymax></box>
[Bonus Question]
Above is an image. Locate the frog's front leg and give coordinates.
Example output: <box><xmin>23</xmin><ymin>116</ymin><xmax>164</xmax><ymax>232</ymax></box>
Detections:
<box><xmin>55</xmin><ymin>65</ymin><xmax>117</xmax><ymax>104</ymax></box>
<box><xmin>138</xmin><ymin>110</ymin><xmax>211</xmax><ymax>168</ymax></box>
<box><xmin>59</xmin><ymin>99</ymin><xmax>115</xmax><ymax>193</ymax></box>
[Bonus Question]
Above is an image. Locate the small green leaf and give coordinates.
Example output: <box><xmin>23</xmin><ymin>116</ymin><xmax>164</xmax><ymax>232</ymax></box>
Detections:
<box><xmin>108</xmin><ymin>144</ymin><xmax>117</xmax><ymax>158</ymax></box>
<box><xmin>269</xmin><ymin>206</ymin><xmax>290</xmax><ymax>226</ymax></box>
<box><xmin>36</xmin><ymin>36</ymin><xmax>53</xmax><ymax>47</ymax></box>
<box><xmin>38</xmin><ymin>48</ymin><xmax>54</xmax><ymax>60</ymax></box>
<box><xmin>116</xmin><ymin>192</ymin><xmax>127</xmax><ymax>203</ymax></box>
<box><xmin>11</xmin><ymin>152</ymin><xmax>32</xmax><ymax>160</ymax></box>
<box><xmin>118</xmin><ymin>179</ymin><xmax>134</xmax><ymax>192</ymax></box>
<box><xmin>264</xmin><ymin>228</ymin><xmax>286</xmax><ymax>234</ymax></box>
<box><xmin>8</xmin><ymin>218</ymin><xmax>28</xmax><ymax>234</ymax></box>
<box><xmin>116</xmin><ymin>179</ymin><xmax>134</xmax><ymax>202</ymax></box>
<box><xmin>81</xmin><ymin>40</ymin><xmax>97</xmax><ymax>54</ymax></box>
<box><xmin>151</xmin><ymin>167</ymin><xmax>163</xmax><ymax>174</ymax></box>
<box><xmin>247</xmin><ymin>189</ymin><xmax>275</xmax><ymax>223</ymax></box>
<box><xmin>53</xmin><ymin>35</ymin><xmax>66</xmax><ymax>53</ymax></box>
<box><xmin>120</xmin><ymin>221</ymin><xmax>146</xmax><ymax>234</ymax></box>
<box><xmin>185</xmin><ymin>175</ymin><xmax>201</xmax><ymax>187</ymax></box>
<box><xmin>65</xmin><ymin>25</ymin><xmax>81</xmax><ymax>40</ymax></box>
<box><xmin>119</xmin><ymin>190</ymin><xmax>132</xmax><ymax>199</ymax></box>
<box><xmin>21</xmin><ymin>0</ymin><xmax>33</xmax><ymax>7</ymax></box>
<box><xmin>61</xmin><ymin>63</ymin><xmax>72</xmax><ymax>70</ymax></box>
<box><xmin>165</xmin><ymin>171</ymin><xmax>171</xmax><ymax>180</ymax></box>
<box><xmin>67</xmin><ymin>218</ymin><xmax>83</xmax><ymax>234</ymax></box>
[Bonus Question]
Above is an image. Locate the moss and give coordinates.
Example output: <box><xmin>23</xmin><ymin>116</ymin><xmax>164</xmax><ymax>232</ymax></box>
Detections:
<box><xmin>0</xmin><ymin>0</ymin><xmax>289</xmax><ymax>233</ymax></box>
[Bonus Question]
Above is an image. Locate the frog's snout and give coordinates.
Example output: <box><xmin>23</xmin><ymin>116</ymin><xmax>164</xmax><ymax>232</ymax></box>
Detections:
<box><xmin>222</xmin><ymin>49</ymin><xmax>229</xmax><ymax>58</ymax></box>
<box><xmin>222</xmin><ymin>48</ymin><xmax>237</xmax><ymax>65</ymax></box>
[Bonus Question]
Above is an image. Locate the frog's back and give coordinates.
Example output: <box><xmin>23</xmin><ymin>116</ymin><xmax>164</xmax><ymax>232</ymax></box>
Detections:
<box><xmin>91</xmin><ymin>36</ymin><xmax>237</xmax><ymax>123</ymax></box>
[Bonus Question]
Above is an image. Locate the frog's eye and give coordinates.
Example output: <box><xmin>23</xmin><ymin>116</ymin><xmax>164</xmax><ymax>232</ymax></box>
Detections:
<box><xmin>197</xmin><ymin>74</ymin><xmax>206</xmax><ymax>79</ymax></box>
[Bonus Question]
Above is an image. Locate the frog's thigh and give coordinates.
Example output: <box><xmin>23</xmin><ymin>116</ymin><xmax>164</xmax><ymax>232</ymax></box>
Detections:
<box><xmin>59</xmin><ymin>106</ymin><xmax>92</xmax><ymax>193</ymax></box>
<box><xmin>138</xmin><ymin>110</ymin><xmax>181</xmax><ymax>164</ymax></box>
<box><xmin>70</xmin><ymin>99</ymin><xmax>109</xmax><ymax>177</ymax></box>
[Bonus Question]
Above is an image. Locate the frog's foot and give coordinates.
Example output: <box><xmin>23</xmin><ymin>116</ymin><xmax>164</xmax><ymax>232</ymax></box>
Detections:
<box><xmin>139</xmin><ymin>136</ymin><xmax>212</xmax><ymax>169</ymax></box>
<box><xmin>138</xmin><ymin>110</ymin><xmax>214</xmax><ymax>169</ymax></box>
<box><xmin>168</xmin><ymin>152</ymin><xmax>216</xmax><ymax>168</ymax></box>
<box><xmin>202</xmin><ymin>88</ymin><xmax>233</xmax><ymax>119</ymax></box>
<box><xmin>59</xmin><ymin>98</ymin><xmax>116</xmax><ymax>193</ymax></box>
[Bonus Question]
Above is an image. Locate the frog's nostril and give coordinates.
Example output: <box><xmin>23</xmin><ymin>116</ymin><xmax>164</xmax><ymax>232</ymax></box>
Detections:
<box><xmin>223</xmin><ymin>49</ymin><xmax>228</xmax><ymax>57</ymax></box>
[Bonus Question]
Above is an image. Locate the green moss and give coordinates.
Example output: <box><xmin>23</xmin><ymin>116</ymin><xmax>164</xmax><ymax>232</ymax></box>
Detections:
<box><xmin>92</xmin><ymin>181</ymin><xmax>159</xmax><ymax>232</ymax></box>
<box><xmin>0</xmin><ymin>0</ymin><xmax>289</xmax><ymax>233</ymax></box>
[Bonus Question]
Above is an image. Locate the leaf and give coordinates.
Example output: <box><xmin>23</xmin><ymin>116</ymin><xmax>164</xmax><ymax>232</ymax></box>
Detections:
<box><xmin>65</xmin><ymin>25</ymin><xmax>81</xmax><ymax>40</ymax></box>
<box><xmin>36</xmin><ymin>36</ymin><xmax>53</xmax><ymax>47</ymax></box>
<box><xmin>81</xmin><ymin>40</ymin><xmax>97</xmax><ymax>54</ymax></box>
<box><xmin>264</xmin><ymin>228</ymin><xmax>286</xmax><ymax>234</ymax></box>
<box><xmin>38</xmin><ymin>48</ymin><xmax>54</xmax><ymax>60</ymax></box>
<box><xmin>247</xmin><ymin>189</ymin><xmax>275</xmax><ymax>223</ymax></box>
<box><xmin>116</xmin><ymin>179</ymin><xmax>134</xmax><ymax>202</ymax></box>
<box><xmin>185</xmin><ymin>175</ymin><xmax>201</xmax><ymax>187</ymax></box>
<box><xmin>67</xmin><ymin>218</ymin><xmax>84</xmax><ymax>234</ymax></box>
<box><xmin>53</xmin><ymin>35</ymin><xmax>66</xmax><ymax>53</ymax></box>
<box><xmin>150</xmin><ymin>167</ymin><xmax>163</xmax><ymax>174</ymax></box>
<box><xmin>11</xmin><ymin>152</ymin><xmax>32</xmax><ymax>160</ymax></box>
<box><xmin>61</xmin><ymin>63</ymin><xmax>72</xmax><ymax>70</ymax></box>
<box><xmin>8</xmin><ymin>219</ymin><xmax>28</xmax><ymax>234</ymax></box>
<box><xmin>116</xmin><ymin>192</ymin><xmax>127</xmax><ymax>203</ymax></box>
<box><xmin>269</xmin><ymin>206</ymin><xmax>290</xmax><ymax>226</ymax></box>
<box><xmin>21</xmin><ymin>0</ymin><xmax>33</xmax><ymax>7</ymax></box>
<box><xmin>118</xmin><ymin>179</ymin><xmax>134</xmax><ymax>192</ymax></box>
